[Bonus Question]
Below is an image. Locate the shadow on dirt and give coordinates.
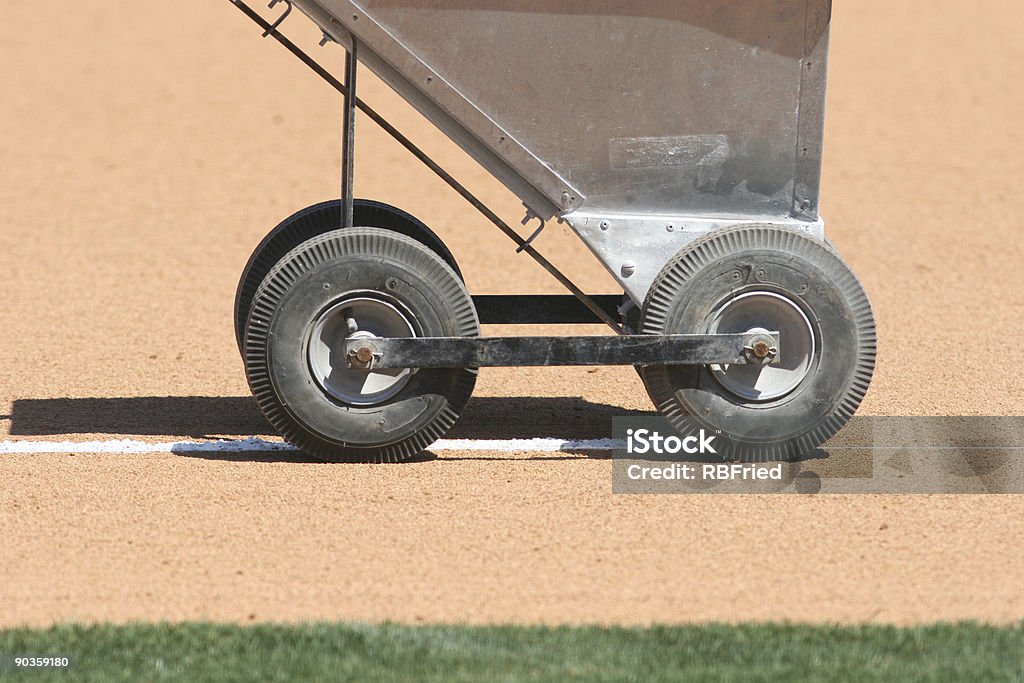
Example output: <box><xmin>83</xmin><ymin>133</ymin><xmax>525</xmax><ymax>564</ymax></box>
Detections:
<box><xmin>6</xmin><ymin>395</ymin><xmax>648</xmax><ymax>441</ymax></box>
<box><xmin>6</xmin><ymin>396</ymin><xmax>270</xmax><ymax>440</ymax></box>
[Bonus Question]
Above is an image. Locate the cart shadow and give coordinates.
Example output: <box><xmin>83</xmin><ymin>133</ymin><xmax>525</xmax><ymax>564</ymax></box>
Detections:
<box><xmin>2</xmin><ymin>396</ymin><xmax>867</xmax><ymax>466</ymax></box>
<box><xmin>4</xmin><ymin>395</ymin><xmax>646</xmax><ymax>462</ymax></box>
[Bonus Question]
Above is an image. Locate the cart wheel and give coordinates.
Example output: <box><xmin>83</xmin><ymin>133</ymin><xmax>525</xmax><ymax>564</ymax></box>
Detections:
<box><xmin>233</xmin><ymin>199</ymin><xmax>461</xmax><ymax>354</ymax></box>
<box><xmin>639</xmin><ymin>225</ymin><xmax>876</xmax><ymax>460</ymax></box>
<box><xmin>244</xmin><ymin>227</ymin><xmax>478</xmax><ymax>463</ymax></box>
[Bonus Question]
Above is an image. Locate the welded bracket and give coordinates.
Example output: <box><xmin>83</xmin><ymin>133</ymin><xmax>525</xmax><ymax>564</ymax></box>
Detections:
<box><xmin>515</xmin><ymin>206</ymin><xmax>546</xmax><ymax>253</ymax></box>
<box><xmin>261</xmin><ymin>0</ymin><xmax>292</xmax><ymax>37</ymax></box>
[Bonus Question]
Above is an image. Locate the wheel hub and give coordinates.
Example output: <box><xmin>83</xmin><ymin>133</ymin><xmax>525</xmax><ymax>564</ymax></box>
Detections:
<box><xmin>306</xmin><ymin>296</ymin><xmax>415</xmax><ymax>406</ymax></box>
<box><xmin>707</xmin><ymin>291</ymin><xmax>815</xmax><ymax>402</ymax></box>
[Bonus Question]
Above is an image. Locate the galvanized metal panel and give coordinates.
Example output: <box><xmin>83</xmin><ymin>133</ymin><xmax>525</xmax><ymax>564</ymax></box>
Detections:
<box><xmin>293</xmin><ymin>0</ymin><xmax>832</xmax><ymax>300</ymax></box>
<box><xmin>303</xmin><ymin>0</ymin><xmax>827</xmax><ymax>214</ymax></box>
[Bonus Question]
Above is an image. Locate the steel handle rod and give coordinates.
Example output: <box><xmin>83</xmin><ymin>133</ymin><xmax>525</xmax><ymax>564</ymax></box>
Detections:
<box><xmin>340</xmin><ymin>40</ymin><xmax>357</xmax><ymax>228</ymax></box>
<box><xmin>227</xmin><ymin>0</ymin><xmax>624</xmax><ymax>333</ymax></box>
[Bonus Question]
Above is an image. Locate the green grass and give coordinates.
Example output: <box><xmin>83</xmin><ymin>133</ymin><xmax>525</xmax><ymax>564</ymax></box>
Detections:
<box><xmin>1</xmin><ymin>622</ymin><xmax>1022</xmax><ymax>682</ymax></box>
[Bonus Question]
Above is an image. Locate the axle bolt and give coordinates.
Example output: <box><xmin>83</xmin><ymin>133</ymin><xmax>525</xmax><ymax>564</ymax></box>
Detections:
<box><xmin>743</xmin><ymin>334</ymin><xmax>779</xmax><ymax>365</ymax></box>
<box><xmin>752</xmin><ymin>340</ymin><xmax>772</xmax><ymax>358</ymax></box>
<box><xmin>354</xmin><ymin>346</ymin><xmax>375</xmax><ymax>364</ymax></box>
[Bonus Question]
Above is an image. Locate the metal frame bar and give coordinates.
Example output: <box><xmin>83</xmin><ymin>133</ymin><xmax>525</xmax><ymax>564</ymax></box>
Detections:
<box><xmin>472</xmin><ymin>295</ymin><xmax>621</xmax><ymax>325</ymax></box>
<box><xmin>227</xmin><ymin>0</ymin><xmax>623</xmax><ymax>333</ymax></box>
<box><xmin>340</xmin><ymin>40</ymin><xmax>357</xmax><ymax>228</ymax></box>
<box><xmin>344</xmin><ymin>333</ymin><xmax>780</xmax><ymax>369</ymax></box>
<box><xmin>791</xmin><ymin>0</ymin><xmax>832</xmax><ymax>221</ymax></box>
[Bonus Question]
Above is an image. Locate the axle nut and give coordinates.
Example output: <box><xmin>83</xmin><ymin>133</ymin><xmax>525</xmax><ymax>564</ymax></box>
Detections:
<box><xmin>743</xmin><ymin>334</ymin><xmax>779</xmax><ymax>365</ymax></box>
<box><xmin>752</xmin><ymin>340</ymin><xmax>772</xmax><ymax>358</ymax></box>
<box><xmin>354</xmin><ymin>345</ymin><xmax>375</xmax><ymax>364</ymax></box>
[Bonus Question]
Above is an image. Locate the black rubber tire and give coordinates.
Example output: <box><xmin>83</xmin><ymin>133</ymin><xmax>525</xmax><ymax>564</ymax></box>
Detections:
<box><xmin>639</xmin><ymin>225</ymin><xmax>876</xmax><ymax>461</ymax></box>
<box><xmin>234</xmin><ymin>199</ymin><xmax>461</xmax><ymax>354</ymax></box>
<box><xmin>244</xmin><ymin>227</ymin><xmax>479</xmax><ymax>463</ymax></box>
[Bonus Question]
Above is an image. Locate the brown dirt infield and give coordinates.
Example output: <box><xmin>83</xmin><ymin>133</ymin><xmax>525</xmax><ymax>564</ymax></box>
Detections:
<box><xmin>1</xmin><ymin>0</ymin><xmax>1022</xmax><ymax>627</ymax></box>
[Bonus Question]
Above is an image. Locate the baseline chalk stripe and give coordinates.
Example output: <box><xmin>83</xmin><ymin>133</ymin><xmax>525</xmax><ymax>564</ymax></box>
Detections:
<box><xmin>0</xmin><ymin>437</ymin><xmax>623</xmax><ymax>455</ymax></box>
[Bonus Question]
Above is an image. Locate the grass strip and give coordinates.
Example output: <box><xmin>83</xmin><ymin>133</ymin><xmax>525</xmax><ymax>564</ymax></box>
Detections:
<box><xmin>1</xmin><ymin>621</ymin><xmax>1022</xmax><ymax>682</ymax></box>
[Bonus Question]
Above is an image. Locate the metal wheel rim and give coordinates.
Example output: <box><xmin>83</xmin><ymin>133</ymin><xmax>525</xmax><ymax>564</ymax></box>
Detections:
<box><xmin>707</xmin><ymin>291</ymin><xmax>815</xmax><ymax>402</ymax></box>
<box><xmin>306</xmin><ymin>295</ymin><xmax>415</xmax><ymax>406</ymax></box>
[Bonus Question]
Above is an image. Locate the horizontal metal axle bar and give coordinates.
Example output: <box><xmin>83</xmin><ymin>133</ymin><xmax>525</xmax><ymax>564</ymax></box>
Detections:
<box><xmin>344</xmin><ymin>333</ymin><xmax>780</xmax><ymax>369</ymax></box>
<box><xmin>472</xmin><ymin>295</ymin><xmax>623</xmax><ymax>325</ymax></box>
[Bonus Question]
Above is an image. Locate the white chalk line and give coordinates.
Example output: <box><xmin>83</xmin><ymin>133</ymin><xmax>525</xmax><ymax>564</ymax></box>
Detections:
<box><xmin>0</xmin><ymin>437</ymin><xmax>623</xmax><ymax>455</ymax></box>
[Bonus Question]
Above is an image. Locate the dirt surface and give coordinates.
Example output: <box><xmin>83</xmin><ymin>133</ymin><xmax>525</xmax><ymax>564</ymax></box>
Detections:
<box><xmin>1</xmin><ymin>0</ymin><xmax>1023</xmax><ymax>627</ymax></box>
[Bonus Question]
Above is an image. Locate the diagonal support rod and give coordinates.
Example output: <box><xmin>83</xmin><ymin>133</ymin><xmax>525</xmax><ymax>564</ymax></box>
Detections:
<box><xmin>227</xmin><ymin>0</ymin><xmax>624</xmax><ymax>333</ymax></box>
